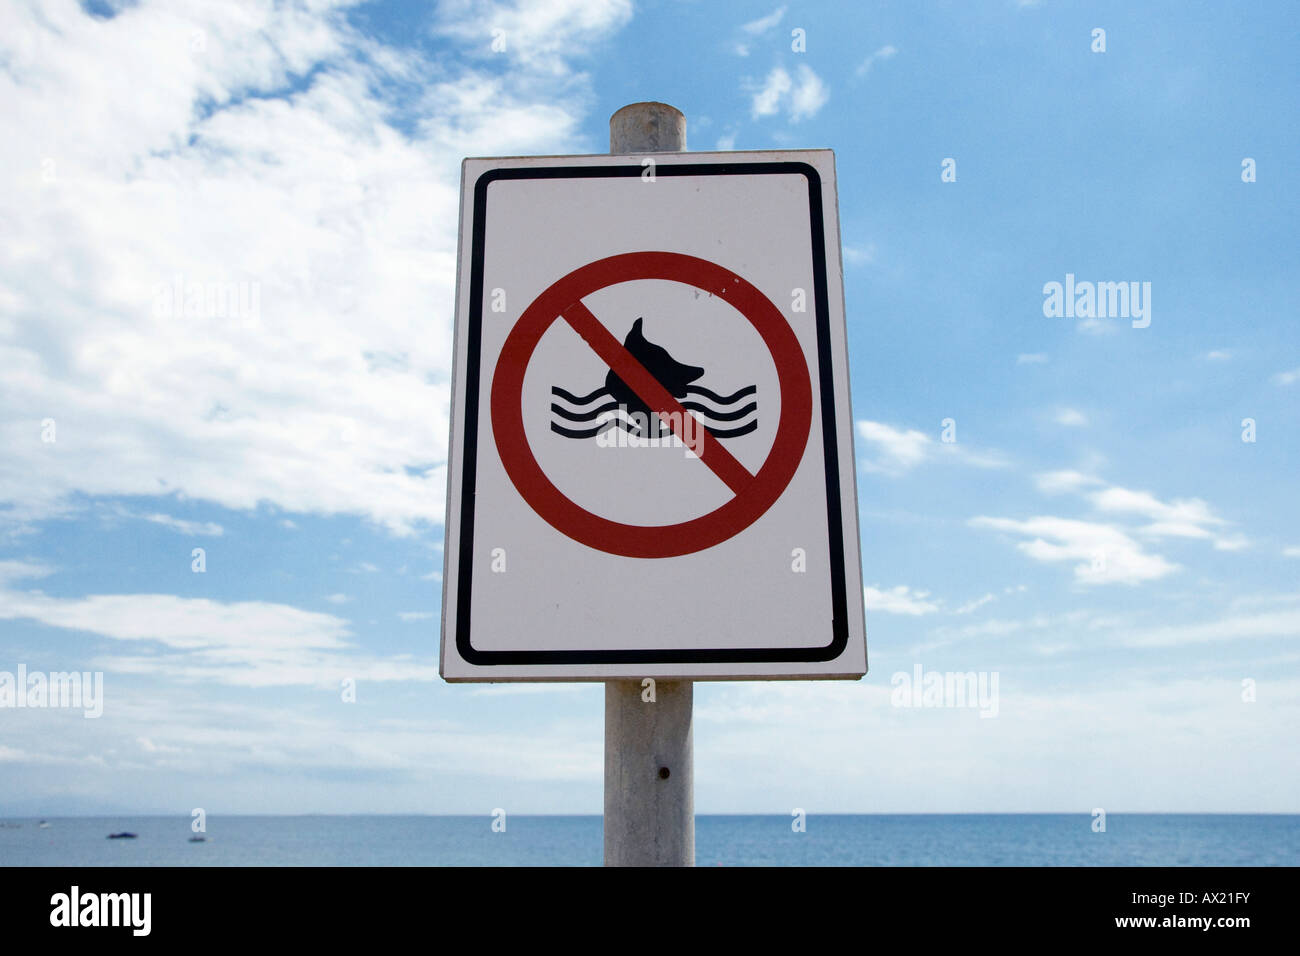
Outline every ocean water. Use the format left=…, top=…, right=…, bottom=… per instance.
left=0, top=815, right=1295, bottom=866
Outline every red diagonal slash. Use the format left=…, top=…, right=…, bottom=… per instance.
left=560, top=299, right=755, bottom=496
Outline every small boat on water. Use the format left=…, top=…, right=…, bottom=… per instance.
left=188, top=836, right=206, bottom=843
left=107, top=832, right=138, bottom=839
left=38, top=821, right=51, bottom=829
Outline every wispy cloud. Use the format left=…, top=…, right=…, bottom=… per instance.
left=955, top=593, right=996, bottom=615
left=0, top=559, right=54, bottom=585
left=0, top=584, right=442, bottom=688
left=969, top=516, right=1179, bottom=585
left=864, top=585, right=939, bottom=615
left=854, top=44, right=897, bottom=76
left=749, top=65, right=829, bottom=122
left=1089, top=485, right=1242, bottom=549
left=789, top=65, right=829, bottom=120
left=1273, top=366, right=1300, bottom=386
left=433, top=0, right=633, bottom=74
left=734, top=5, right=786, bottom=55
left=140, top=512, right=224, bottom=536
left=1017, top=353, right=1048, bottom=364
left=1033, top=473, right=1246, bottom=552
left=751, top=66, right=793, bottom=118
left=856, top=421, right=929, bottom=472
left=1054, top=408, right=1088, bottom=427
left=856, top=420, right=1008, bottom=475
left=842, top=244, right=877, bottom=265
left=102, top=505, right=223, bottom=537
left=1034, top=470, right=1104, bottom=494
left=1120, top=609, right=1300, bottom=647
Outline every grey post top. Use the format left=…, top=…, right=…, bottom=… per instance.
left=609, top=102, right=687, bottom=154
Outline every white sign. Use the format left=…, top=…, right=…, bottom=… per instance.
left=441, top=150, right=866, bottom=680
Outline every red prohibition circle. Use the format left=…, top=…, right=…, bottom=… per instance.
left=490, top=251, right=813, bottom=559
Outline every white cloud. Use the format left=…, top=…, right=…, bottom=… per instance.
left=140, top=513, right=224, bottom=536
left=0, top=583, right=441, bottom=688
left=1212, top=535, right=1250, bottom=552
left=1, top=0, right=630, bottom=538
left=918, top=611, right=1092, bottom=653
left=749, top=64, right=828, bottom=122
left=1088, top=485, right=1241, bottom=549
left=325, top=593, right=350, bottom=605
left=734, top=5, right=786, bottom=54
left=969, top=515, right=1178, bottom=585
left=954, top=593, right=996, bottom=615
left=1274, top=367, right=1300, bottom=385
left=1054, top=408, right=1088, bottom=427
left=1076, top=317, right=1115, bottom=335
left=854, top=44, right=897, bottom=76
left=1284, top=546, right=1300, bottom=558
left=789, top=65, right=829, bottom=120
left=1091, top=487, right=1221, bottom=527
left=751, top=66, right=793, bottom=118
left=1, top=588, right=345, bottom=651
left=1034, top=473, right=1246, bottom=554
left=137, top=736, right=185, bottom=754
left=741, top=5, right=787, bottom=35
left=856, top=420, right=1007, bottom=475
left=0, top=559, right=55, bottom=585
left=1017, top=353, right=1048, bottom=364
left=433, top=0, right=632, bottom=75
left=842, top=243, right=877, bottom=266
left=101, top=504, right=222, bottom=536
left=1034, top=470, right=1103, bottom=494
left=1204, top=350, right=1232, bottom=361
left=864, top=585, right=939, bottom=616
left=1121, top=609, right=1300, bottom=647
left=397, top=611, right=434, bottom=621
left=856, top=420, right=930, bottom=472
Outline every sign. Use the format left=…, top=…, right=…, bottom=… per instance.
left=441, top=150, right=866, bottom=680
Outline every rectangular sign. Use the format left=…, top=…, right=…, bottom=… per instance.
left=441, top=149, right=866, bottom=680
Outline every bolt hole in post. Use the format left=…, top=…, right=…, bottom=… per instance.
left=603, top=103, right=695, bottom=869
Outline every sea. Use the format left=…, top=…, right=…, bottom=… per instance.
left=1, top=814, right=1296, bottom=866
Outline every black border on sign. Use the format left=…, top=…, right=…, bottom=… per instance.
left=456, top=161, right=847, bottom=665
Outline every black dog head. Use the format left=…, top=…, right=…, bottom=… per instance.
left=605, top=318, right=704, bottom=415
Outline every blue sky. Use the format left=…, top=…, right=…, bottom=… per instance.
left=1, top=0, right=1297, bottom=816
